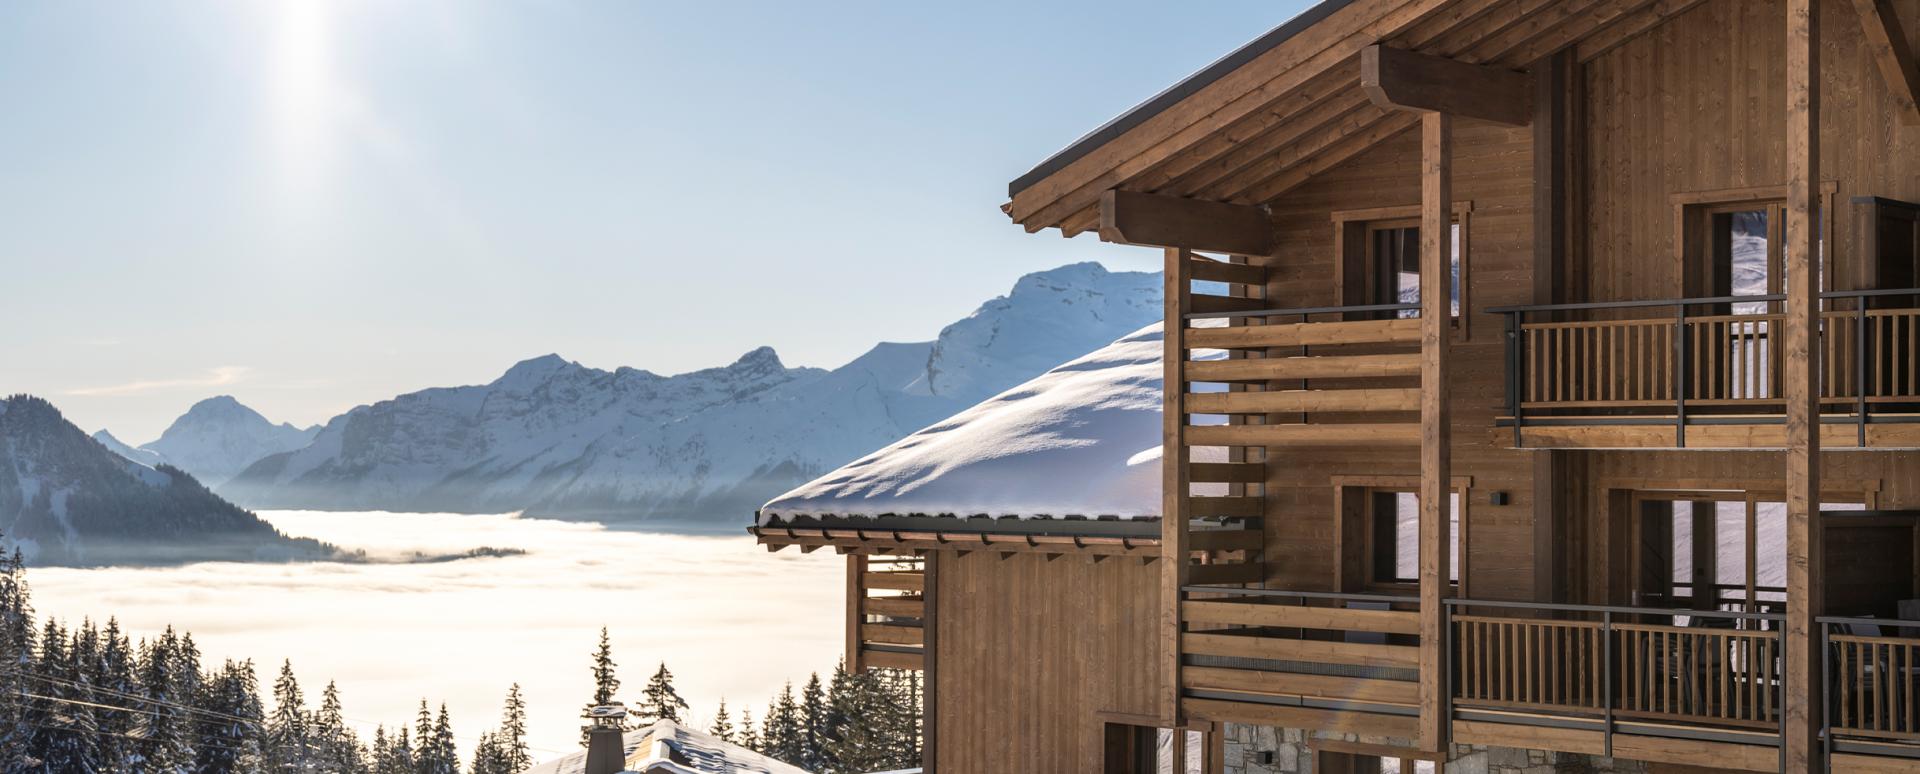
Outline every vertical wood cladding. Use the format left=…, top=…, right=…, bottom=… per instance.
left=933, top=551, right=1162, bottom=772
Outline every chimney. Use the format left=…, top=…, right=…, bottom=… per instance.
left=584, top=703, right=628, bottom=774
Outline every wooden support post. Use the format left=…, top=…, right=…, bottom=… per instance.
left=1784, top=1, right=1825, bottom=771
left=1099, top=190, right=1275, bottom=256
left=1852, top=0, right=1920, bottom=125
left=846, top=553, right=867, bottom=673
left=920, top=552, right=938, bottom=773
left=1362, top=45, right=1533, bottom=127
left=1417, top=111, right=1453, bottom=753
left=1162, top=246, right=1193, bottom=729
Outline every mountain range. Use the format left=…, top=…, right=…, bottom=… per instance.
left=0, top=395, right=334, bottom=566
left=103, top=263, right=1160, bottom=525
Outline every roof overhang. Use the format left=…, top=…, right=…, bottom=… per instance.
left=1005, top=0, right=1714, bottom=238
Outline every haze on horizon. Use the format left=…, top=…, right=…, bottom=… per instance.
left=0, top=0, right=1303, bottom=441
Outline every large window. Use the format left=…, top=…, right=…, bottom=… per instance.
left=1364, top=219, right=1462, bottom=320
left=1335, top=475, right=1469, bottom=594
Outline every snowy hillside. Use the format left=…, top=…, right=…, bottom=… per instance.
left=219, top=263, right=1162, bottom=523
left=0, top=395, right=332, bottom=566
left=91, top=429, right=163, bottom=468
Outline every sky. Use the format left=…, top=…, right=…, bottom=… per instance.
left=0, top=0, right=1312, bottom=442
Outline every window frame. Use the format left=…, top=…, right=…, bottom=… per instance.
left=1332, top=202, right=1473, bottom=340
left=1332, top=474, right=1472, bottom=597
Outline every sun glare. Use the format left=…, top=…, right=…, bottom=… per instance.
left=271, top=0, right=334, bottom=187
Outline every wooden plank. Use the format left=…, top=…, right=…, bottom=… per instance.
left=865, top=597, right=924, bottom=618
left=1181, top=600, right=1420, bottom=635
left=1188, top=388, right=1421, bottom=414
left=1188, top=530, right=1266, bottom=552
left=1182, top=666, right=1418, bottom=705
left=1576, top=0, right=1707, bottom=62
left=1361, top=45, right=1533, bottom=126
left=863, top=571, right=924, bottom=592
left=1163, top=247, right=1193, bottom=728
left=1417, top=109, right=1453, bottom=754
left=1607, top=734, right=1781, bottom=772
left=1187, top=462, right=1265, bottom=483
left=1451, top=718, right=1606, bottom=757
left=1187, top=256, right=1268, bottom=286
left=1182, top=697, right=1418, bottom=739
left=861, top=623, right=925, bottom=646
left=1832, top=752, right=1920, bottom=773
left=1185, top=562, right=1266, bottom=585
left=919, top=552, right=937, bottom=770
left=1185, top=353, right=1420, bottom=382
left=861, top=648, right=924, bottom=672
left=1183, top=632, right=1420, bottom=668
left=1189, top=293, right=1269, bottom=316
left=846, top=554, right=866, bottom=672
left=1185, top=318, right=1423, bottom=349
left=1099, top=189, right=1275, bottom=255
left=1187, top=423, right=1421, bottom=447
left=1784, top=1, right=1824, bottom=771
left=1852, top=0, right=1920, bottom=125
left=1185, top=496, right=1264, bottom=518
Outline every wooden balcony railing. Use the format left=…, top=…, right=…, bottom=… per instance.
left=1824, top=616, right=1920, bottom=748
left=1490, top=288, right=1920, bottom=447
left=1177, top=587, right=1421, bottom=736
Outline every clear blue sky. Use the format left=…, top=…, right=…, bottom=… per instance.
left=1, top=1, right=1311, bottom=441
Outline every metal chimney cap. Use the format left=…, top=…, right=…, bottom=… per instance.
left=585, top=703, right=628, bottom=723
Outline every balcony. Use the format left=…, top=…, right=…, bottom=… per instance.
left=1491, top=289, right=1920, bottom=450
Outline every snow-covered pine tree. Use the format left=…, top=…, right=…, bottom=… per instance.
left=824, top=662, right=884, bottom=773
left=422, top=703, right=460, bottom=774
left=761, top=682, right=805, bottom=765
left=737, top=707, right=759, bottom=753
left=314, top=680, right=364, bottom=773
left=0, top=547, right=35, bottom=772
left=709, top=699, right=735, bottom=743
left=95, top=618, right=140, bottom=770
left=194, top=658, right=267, bottom=774
left=580, top=627, right=626, bottom=745
left=31, top=618, right=100, bottom=772
left=267, top=658, right=314, bottom=771
left=468, top=731, right=507, bottom=774
left=635, top=662, right=689, bottom=725
left=378, top=725, right=417, bottom=774
left=496, top=684, right=532, bottom=773
left=798, top=671, right=828, bottom=770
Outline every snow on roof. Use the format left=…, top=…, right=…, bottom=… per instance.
left=525, top=719, right=809, bottom=774
left=758, top=322, right=1223, bottom=525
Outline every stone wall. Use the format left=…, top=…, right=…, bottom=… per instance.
left=1217, top=725, right=1653, bottom=774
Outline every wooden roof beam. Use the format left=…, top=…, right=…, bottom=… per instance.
left=1098, top=190, right=1275, bottom=255
left=1361, top=45, right=1533, bottom=126
left=1853, top=0, right=1920, bottom=125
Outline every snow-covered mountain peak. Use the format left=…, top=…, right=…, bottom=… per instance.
left=134, top=396, right=320, bottom=488
left=218, top=262, right=1164, bottom=523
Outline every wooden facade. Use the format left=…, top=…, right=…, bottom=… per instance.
left=758, top=1, right=1920, bottom=771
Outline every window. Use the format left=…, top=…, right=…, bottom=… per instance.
left=1705, top=202, right=1787, bottom=315
left=1102, top=724, right=1206, bottom=774
left=1333, top=203, right=1473, bottom=339
left=1367, top=489, right=1460, bottom=586
left=1365, top=220, right=1462, bottom=320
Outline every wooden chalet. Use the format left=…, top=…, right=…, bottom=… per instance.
left=761, top=1, right=1920, bottom=771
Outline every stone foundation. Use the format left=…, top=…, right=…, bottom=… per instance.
left=1218, top=725, right=1653, bottom=774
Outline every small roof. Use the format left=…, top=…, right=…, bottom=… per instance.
left=758, top=323, right=1223, bottom=525
left=526, top=719, right=809, bottom=774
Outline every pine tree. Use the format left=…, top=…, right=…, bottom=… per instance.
left=420, top=703, right=460, bottom=774
left=761, top=682, right=805, bottom=765
left=737, top=707, right=759, bottom=753
left=94, top=618, right=139, bottom=770
left=195, top=658, right=267, bottom=773
left=468, top=731, right=506, bottom=774
left=496, top=684, right=532, bottom=773
left=710, top=699, right=736, bottom=743
left=0, top=547, right=34, bottom=772
left=580, top=627, right=626, bottom=744
left=31, top=618, right=100, bottom=772
left=373, top=725, right=418, bottom=774
left=268, top=658, right=314, bottom=772
left=314, top=680, right=364, bottom=773
left=799, top=671, right=828, bottom=770
left=635, top=662, right=689, bottom=725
